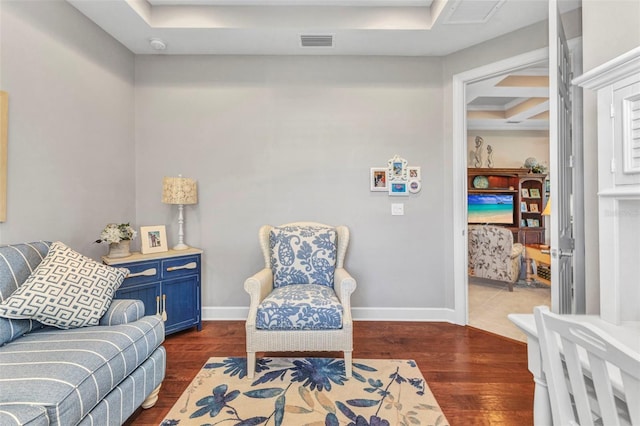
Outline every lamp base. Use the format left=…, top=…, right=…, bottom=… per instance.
left=173, top=243, right=190, bottom=251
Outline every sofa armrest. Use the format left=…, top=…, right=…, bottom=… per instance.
left=99, top=299, right=145, bottom=326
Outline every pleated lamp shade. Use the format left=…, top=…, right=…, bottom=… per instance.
left=162, top=176, right=198, bottom=205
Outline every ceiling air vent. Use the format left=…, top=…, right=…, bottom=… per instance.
left=443, top=0, right=505, bottom=24
left=300, top=35, right=333, bottom=48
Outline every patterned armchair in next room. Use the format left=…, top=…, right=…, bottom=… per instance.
left=468, top=225, right=524, bottom=291
left=244, top=222, right=357, bottom=379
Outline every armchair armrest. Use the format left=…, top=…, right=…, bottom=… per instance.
left=244, top=268, right=273, bottom=328
left=99, top=299, right=145, bottom=325
left=334, top=268, right=356, bottom=324
left=511, top=243, right=524, bottom=259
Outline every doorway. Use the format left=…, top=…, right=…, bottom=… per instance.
left=452, top=48, right=552, bottom=330
left=464, top=63, right=553, bottom=340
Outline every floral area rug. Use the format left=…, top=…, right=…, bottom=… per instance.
left=161, top=357, right=449, bottom=426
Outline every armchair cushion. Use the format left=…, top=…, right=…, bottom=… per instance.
left=256, top=284, right=343, bottom=330
left=269, top=225, right=337, bottom=288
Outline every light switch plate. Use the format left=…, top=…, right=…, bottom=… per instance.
left=391, top=203, right=404, bottom=215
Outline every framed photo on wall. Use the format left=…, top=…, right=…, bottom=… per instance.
left=389, top=182, right=409, bottom=196
left=370, top=167, right=388, bottom=192
left=140, top=225, right=168, bottom=254
left=408, top=166, right=421, bottom=180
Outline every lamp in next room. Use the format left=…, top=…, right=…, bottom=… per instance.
left=542, top=197, right=551, bottom=216
left=162, top=175, right=198, bottom=250
left=541, top=197, right=551, bottom=247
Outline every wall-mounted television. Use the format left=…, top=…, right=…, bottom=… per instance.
left=468, top=193, right=516, bottom=226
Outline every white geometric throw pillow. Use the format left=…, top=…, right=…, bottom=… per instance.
left=0, top=241, right=128, bottom=329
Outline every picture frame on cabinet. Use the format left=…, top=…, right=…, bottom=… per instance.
left=140, top=225, right=168, bottom=254
left=529, top=188, right=541, bottom=198
left=527, top=218, right=540, bottom=227
left=521, top=188, right=530, bottom=198
left=530, top=203, right=539, bottom=212
left=520, top=201, right=528, bottom=212
left=370, top=167, right=388, bottom=192
left=521, top=219, right=527, bottom=227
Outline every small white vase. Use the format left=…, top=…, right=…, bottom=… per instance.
left=108, top=240, right=131, bottom=258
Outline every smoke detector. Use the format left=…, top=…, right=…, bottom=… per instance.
left=149, top=38, right=167, bottom=51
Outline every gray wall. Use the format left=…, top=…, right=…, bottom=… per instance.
left=581, top=0, right=640, bottom=314
left=134, top=56, right=447, bottom=314
left=0, top=0, right=135, bottom=259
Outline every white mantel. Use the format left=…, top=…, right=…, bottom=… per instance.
left=573, top=47, right=640, bottom=325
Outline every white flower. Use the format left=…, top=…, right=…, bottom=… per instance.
left=98, top=223, right=137, bottom=244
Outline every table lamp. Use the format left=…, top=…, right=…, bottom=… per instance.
left=542, top=197, right=551, bottom=216
left=162, top=175, right=198, bottom=250
left=541, top=197, right=551, bottom=248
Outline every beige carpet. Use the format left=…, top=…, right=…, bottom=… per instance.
left=161, top=357, right=449, bottom=426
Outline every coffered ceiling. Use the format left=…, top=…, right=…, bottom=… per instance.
left=67, top=0, right=579, bottom=56
left=67, top=0, right=578, bottom=131
left=467, top=62, right=550, bottom=131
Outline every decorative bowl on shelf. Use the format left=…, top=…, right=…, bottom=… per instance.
left=472, top=175, right=489, bottom=189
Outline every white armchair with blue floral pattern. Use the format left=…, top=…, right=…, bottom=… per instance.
left=244, top=222, right=357, bottom=379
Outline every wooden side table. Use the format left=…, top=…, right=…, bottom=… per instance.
left=103, top=248, right=203, bottom=335
left=525, top=244, right=551, bottom=285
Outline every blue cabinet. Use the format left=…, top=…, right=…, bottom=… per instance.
left=103, top=248, right=203, bottom=335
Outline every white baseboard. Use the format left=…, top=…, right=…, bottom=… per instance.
left=202, top=306, right=458, bottom=323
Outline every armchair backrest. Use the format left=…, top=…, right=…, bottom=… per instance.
left=258, top=222, right=349, bottom=287
left=468, top=225, right=514, bottom=281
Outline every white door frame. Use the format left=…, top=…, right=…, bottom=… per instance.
left=452, top=48, right=550, bottom=325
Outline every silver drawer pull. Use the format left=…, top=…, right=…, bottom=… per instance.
left=128, top=268, right=157, bottom=278
left=166, top=262, right=197, bottom=272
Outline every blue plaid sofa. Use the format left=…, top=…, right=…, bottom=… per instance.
left=0, top=242, right=166, bottom=425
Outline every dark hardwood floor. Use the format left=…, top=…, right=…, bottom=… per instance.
left=125, top=321, right=534, bottom=425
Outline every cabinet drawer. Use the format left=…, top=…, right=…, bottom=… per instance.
left=120, top=260, right=161, bottom=287
left=162, top=255, right=200, bottom=279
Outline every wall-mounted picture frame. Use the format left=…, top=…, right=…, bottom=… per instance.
left=140, top=225, right=168, bottom=254
left=408, top=180, right=421, bottom=193
left=529, top=203, right=539, bottom=213
left=520, top=201, right=528, bottom=212
left=408, top=166, right=421, bottom=180
left=389, top=182, right=409, bottom=196
left=521, top=188, right=530, bottom=198
left=370, top=167, right=388, bottom=192
left=387, top=154, right=408, bottom=182
left=529, top=188, right=541, bottom=198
